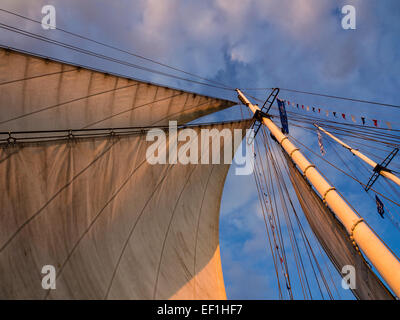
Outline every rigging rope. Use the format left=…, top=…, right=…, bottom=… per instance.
left=287, top=134, right=400, bottom=208
left=0, top=23, right=233, bottom=92
left=0, top=8, right=232, bottom=90
left=251, top=121, right=340, bottom=299
left=239, top=94, right=351, bottom=299
left=241, top=87, right=400, bottom=109
left=266, top=131, right=336, bottom=299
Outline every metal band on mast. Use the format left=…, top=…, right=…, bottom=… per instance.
left=236, top=88, right=400, bottom=297
left=315, top=124, right=400, bottom=189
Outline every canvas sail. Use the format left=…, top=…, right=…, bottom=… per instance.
left=0, top=119, right=251, bottom=299
left=0, top=47, right=252, bottom=299
left=285, top=153, right=394, bottom=300
left=0, top=47, right=235, bottom=132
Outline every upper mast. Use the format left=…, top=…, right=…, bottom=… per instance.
left=236, top=89, right=400, bottom=297
left=315, top=124, right=400, bottom=188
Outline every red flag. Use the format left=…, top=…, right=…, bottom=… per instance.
left=373, top=119, right=378, bottom=127
left=342, top=113, right=346, bottom=120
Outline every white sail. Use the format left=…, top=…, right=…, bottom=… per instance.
left=0, top=120, right=251, bottom=299
left=0, top=47, right=235, bottom=132
left=0, top=47, right=252, bottom=299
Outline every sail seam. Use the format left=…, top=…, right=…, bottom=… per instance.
left=150, top=100, right=211, bottom=127
left=0, top=83, right=140, bottom=126
left=0, top=68, right=78, bottom=86
left=45, top=142, right=149, bottom=299
left=104, top=163, right=175, bottom=299
left=151, top=127, right=227, bottom=299
left=193, top=166, right=215, bottom=298
left=0, top=138, right=118, bottom=253
left=82, top=93, right=183, bottom=129
left=152, top=125, right=234, bottom=299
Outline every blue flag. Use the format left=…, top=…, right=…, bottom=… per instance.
left=375, top=195, right=385, bottom=219
left=277, top=99, right=289, bottom=134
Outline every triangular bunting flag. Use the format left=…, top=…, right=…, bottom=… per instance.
left=279, top=98, right=394, bottom=132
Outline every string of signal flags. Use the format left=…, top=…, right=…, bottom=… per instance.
left=281, top=99, right=396, bottom=130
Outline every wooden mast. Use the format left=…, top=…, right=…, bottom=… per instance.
left=236, top=89, right=400, bottom=297
left=315, top=124, right=400, bottom=187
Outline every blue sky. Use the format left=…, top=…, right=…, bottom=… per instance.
left=0, top=0, right=399, bottom=299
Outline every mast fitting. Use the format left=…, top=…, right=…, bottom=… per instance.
left=322, top=187, right=336, bottom=203
left=302, top=164, right=316, bottom=177
left=289, top=148, right=300, bottom=157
